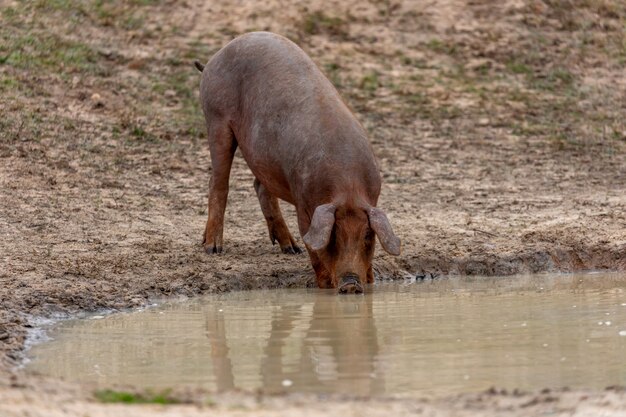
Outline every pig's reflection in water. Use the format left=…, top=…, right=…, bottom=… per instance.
left=204, top=304, right=235, bottom=392
left=204, top=292, right=382, bottom=395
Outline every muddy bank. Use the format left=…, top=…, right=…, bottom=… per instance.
left=1, top=0, right=625, bottom=414
left=403, top=245, right=626, bottom=277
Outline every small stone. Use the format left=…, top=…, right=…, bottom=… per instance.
left=281, top=379, right=293, bottom=387
left=128, top=59, right=146, bottom=70
left=478, top=118, right=490, bottom=126
left=619, top=330, right=626, bottom=336
left=466, top=58, right=491, bottom=71
left=90, top=93, right=105, bottom=108
left=98, top=49, right=114, bottom=59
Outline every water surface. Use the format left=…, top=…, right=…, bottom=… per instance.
left=27, top=272, right=626, bottom=396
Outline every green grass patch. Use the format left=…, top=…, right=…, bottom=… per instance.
left=323, top=62, right=342, bottom=88
left=32, top=0, right=76, bottom=11
left=95, top=389, right=178, bottom=405
left=129, top=0, right=161, bottom=5
left=0, top=75, right=19, bottom=92
left=1, top=6, right=20, bottom=19
left=0, top=32, right=99, bottom=74
left=182, top=39, right=216, bottom=61
left=359, top=71, right=380, bottom=92
left=127, top=124, right=160, bottom=142
left=29, top=0, right=158, bottom=30
left=302, top=11, right=347, bottom=37
left=506, top=60, right=533, bottom=75
left=529, top=68, right=575, bottom=92
left=0, top=110, right=46, bottom=144
left=425, top=38, right=458, bottom=56
left=404, top=92, right=429, bottom=107
left=159, top=66, right=202, bottom=124
left=152, top=70, right=193, bottom=97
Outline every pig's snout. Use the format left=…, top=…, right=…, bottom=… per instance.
left=338, top=274, right=364, bottom=294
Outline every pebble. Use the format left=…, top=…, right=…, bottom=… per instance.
left=281, top=379, right=293, bottom=387
left=466, top=58, right=491, bottom=71
left=90, top=93, right=105, bottom=108
left=127, top=59, right=145, bottom=70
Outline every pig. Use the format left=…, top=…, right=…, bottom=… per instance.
left=194, top=32, right=400, bottom=294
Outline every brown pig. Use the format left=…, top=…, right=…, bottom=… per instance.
left=194, top=32, right=400, bottom=294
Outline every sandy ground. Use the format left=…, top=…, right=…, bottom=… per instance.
left=1, top=0, right=625, bottom=414
left=1, top=382, right=626, bottom=417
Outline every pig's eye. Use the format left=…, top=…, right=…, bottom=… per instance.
left=364, top=229, right=374, bottom=242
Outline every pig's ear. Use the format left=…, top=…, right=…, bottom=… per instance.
left=368, top=207, right=401, bottom=256
left=303, top=204, right=336, bottom=251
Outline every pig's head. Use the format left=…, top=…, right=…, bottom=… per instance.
left=303, top=204, right=400, bottom=294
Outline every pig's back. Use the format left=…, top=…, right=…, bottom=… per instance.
left=201, top=32, right=380, bottom=206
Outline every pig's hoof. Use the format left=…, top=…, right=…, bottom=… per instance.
left=204, top=245, right=223, bottom=255
left=281, top=245, right=302, bottom=255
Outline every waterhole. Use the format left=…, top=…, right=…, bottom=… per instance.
left=26, top=272, right=626, bottom=396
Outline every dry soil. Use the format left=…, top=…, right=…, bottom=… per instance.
left=1, top=0, right=625, bottom=415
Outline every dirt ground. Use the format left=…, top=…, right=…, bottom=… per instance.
left=1, top=0, right=625, bottom=415
left=2, top=381, right=626, bottom=417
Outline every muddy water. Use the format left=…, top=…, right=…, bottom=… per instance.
left=26, top=272, right=626, bottom=396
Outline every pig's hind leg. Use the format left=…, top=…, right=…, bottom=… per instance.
left=254, top=178, right=301, bottom=254
left=203, top=121, right=237, bottom=254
